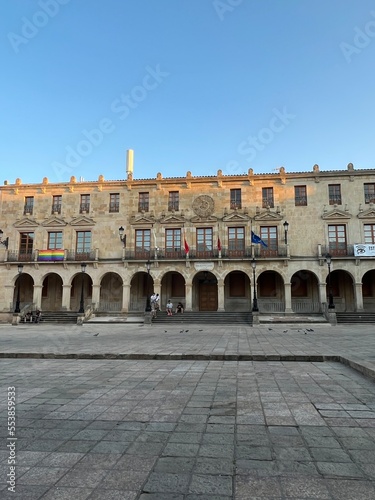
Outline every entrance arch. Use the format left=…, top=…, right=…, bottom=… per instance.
left=224, top=271, right=250, bottom=311
left=41, top=273, right=63, bottom=311
left=193, top=271, right=218, bottom=311
left=99, top=272, right=123, bottom=312
left=291, top=270, right=320, bottom=313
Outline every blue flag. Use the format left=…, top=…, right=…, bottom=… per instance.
left=251, top=231, right=267, bottom=247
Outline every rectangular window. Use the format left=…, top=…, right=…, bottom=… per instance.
left=294, top=186, right=307, bottom=206
left=138, top=192, right=149, bottom=212
left=135, top=229, right=151, bottom=258
left=165, top=228, right=182, bottom=257
left=24, top=196, right=34, bottom=215
left=19, top=232, right=34, bottom=260
left=364, top=224, right=375, bottom=244
left=260, top=226, right=278, bottom=255
left=168, top=191, right=179, bottom=211
left=80, top=194, right=90, bottom=213
left=48, top=232, right=63, bottom=249
left=328, top=184, right=342, bottom=205
left=328, top=224, right=347, bottom=256
left=76, top=231, right=91, bottom=258
left=230, top=189, right=242, bottom=209
left=228, top=227, right=245, bottom=256
left=364, top=183, right=375, bottom=204
left=109, top=193, right=120, bottom=213
left=262, top=187, right=274, bottom=208
left=52, top=195, right=62, bottom=214
left=196, top=227, right=213, bottom=256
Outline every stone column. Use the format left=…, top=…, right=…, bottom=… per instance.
left=185, top=283, right=192, bottom=312
left=354, top=282, right=364, bottom=311
left=284, top=282, right=293, bottom=313
left=62, top=285, right=71, bottom=311
left=33, top=285, right=43, bottom=309
left=4, top=285, right=15, bottom=312
left=217, top=279, right=225, bottom=311
left=122, top=284, right=130, bottom=312
left=318, top=282, right=327, bottom=309
left=92, top=284, right=101, bottom=311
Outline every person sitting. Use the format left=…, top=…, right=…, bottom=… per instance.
left=24, top=311, right=32, bottom=322
left=34, top=309, right=42, bottom=323
left=176, top=302, right=184, bottom=314
left=166, top=300, right=173, bottom=316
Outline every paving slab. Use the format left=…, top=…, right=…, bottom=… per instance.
left=0, top=322, right=375, bottom=498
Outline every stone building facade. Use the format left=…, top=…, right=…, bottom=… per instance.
left=0, top=162, right=375, bottom=322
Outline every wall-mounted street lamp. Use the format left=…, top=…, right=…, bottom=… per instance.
left=118, top=226, right=126, bottom=247
left=251, top=258, right=259, bottom=312
left=0, top=229, right=9, bottom=249
left=78, top=262, right=87, bottom=313
left=145, top=259, right=152, bottom=312
left=283, top=221, right=289, bottom=245
left=14, top=264, right=24, bottom=313
left=325, top=253, right=335, bottom=309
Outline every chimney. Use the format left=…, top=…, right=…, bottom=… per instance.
left=126, top=149, right=134, bottom=178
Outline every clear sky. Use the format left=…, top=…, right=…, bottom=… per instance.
left=1, top=0, right=375, bottom=184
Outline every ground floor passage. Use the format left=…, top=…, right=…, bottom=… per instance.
left=6, top=267, right=375, bottom=314
left=1, top=358, right=375, bottom=499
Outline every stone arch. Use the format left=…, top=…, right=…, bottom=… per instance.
left=70, top=271, right=93, bottom=312
left=129, top=270, right=154, bottom=312
left=13, top=272, right=34, bottom=312
left=41, top=272, right=63, bottom=311
left=224, top=270, right=251, bottom=311
left=192, top=271, right=218, bottom=311
left=159, top=271, right=186, bottom=311
left=326, top=269, right=355, bottom=312
left=99, top=272, right=124, bottom=312
left=257, top=270, right=285, bottom=313
left=291, top=269, right=321, bottom=313
left=362, top=269, right=375, bottom=311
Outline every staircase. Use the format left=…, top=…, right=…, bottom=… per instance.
left=152, top=311, right=253, bottom=325
left=40, top=311, right=79, bottom=324
left=336, top=312, right=375, bottom=324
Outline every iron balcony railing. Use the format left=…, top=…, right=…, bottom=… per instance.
left=66, top=250, right=96, bottom=261
left=23, top=205, right=33, bottom=215
left=51, top=204, right=62, bottom=214
left=79, top=203, right=90, bottom=213
left=321, top=244, right=354, bottom=257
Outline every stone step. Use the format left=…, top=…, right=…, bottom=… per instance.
left=152, top=311, right=253, bottom=325
left=336, top=312, right=375, bottom=324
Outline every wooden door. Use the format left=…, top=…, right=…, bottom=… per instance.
left=199, top=283, right=217, bottom=311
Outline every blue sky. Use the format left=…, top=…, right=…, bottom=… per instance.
left=1, top=0, right=375, bottom=184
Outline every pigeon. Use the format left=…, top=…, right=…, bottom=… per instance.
left=164, top=330, right=168, bottom=333
left=199, top=329, right=203, bottom=332
left=268, top=328, right=273, bottom=330
left=283, top=330, right=288, bottom=333
left=185, top=330, right=189, bottom=332
left=308, top=328, right=314, bottom=332
left=180, top=330, right=184, bottom=333
left=93, top=333, right=99, bottom=336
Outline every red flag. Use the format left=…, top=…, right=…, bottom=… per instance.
left=184, top=237, right=189, bottom=254
left=217, top=237, right=221, bottom=251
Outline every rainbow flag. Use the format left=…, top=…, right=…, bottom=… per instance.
left=38, top=250, right=65, bottom=261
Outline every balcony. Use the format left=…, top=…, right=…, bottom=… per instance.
left=168, top=203, right=179, bottom=211
left=66, top=250, right=96, bottom=261
left=7, top=250, right=35, bottom=262
left=79, top=203, right=90, bottom=214
left=138, top=203, right=149, bottom=212
left=329, top=196, right=342, bottom=205
left=23, top=205, right=33, bottom=215
left=230, top=202, right=242, bottom=210
left=321, top=244, right=354, bottom=257
left=51, top=204, right=62, bottom=214
left=365, top=194, right=375, bottom=204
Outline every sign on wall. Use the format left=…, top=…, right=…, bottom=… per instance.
left=354, top=244, right=375, bottom=257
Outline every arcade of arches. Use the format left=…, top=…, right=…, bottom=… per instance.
left=10, top=268, right=375, bottom=314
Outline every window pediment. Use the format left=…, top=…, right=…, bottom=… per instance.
left=41, top=216, right=67, bottom=227
left=322, top=209, right=351, bottom=220
left=160, top=214, right=186, bottom=225
left=357, top=208, right=375, bottom=219
left=190, top=215, right=218, bottom=223
left=13, top=217, right=39, bottom=229
left=254, top=211, right=283, bottom=221
left=222, top=212, right=250, bottom=222
left=70, top=215, right=96, bottom=226
left=130, top=214, right=156, bottom=226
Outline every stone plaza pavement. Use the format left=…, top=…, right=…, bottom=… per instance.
left=0, top=321, right=375, bottom=499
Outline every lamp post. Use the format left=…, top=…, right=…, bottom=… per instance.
left=145, top=259, right=152, bottom=312
left=0, top=229, right=9, bottom=249
left=14, top=264, right=24, bottom=313
left=283, top=221, right=289, bottom=244
left=325, top=253, right=335, bottom=309
left=251, top=258, right=259, bottom=312
left=78, top=262, right=87, bottom=313
left=118, top=226, right=126, bottom=247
